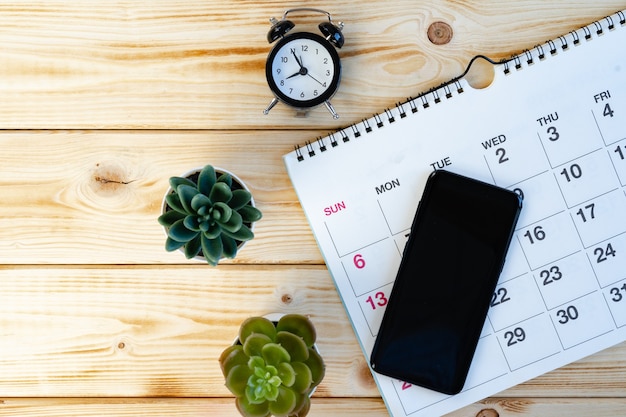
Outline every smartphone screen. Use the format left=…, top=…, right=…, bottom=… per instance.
left=370, top=169, right=522, bottom=395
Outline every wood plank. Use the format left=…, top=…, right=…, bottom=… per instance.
left=0, top=130, right=325, bottom=265
left=448, top=397, right=626, bottom=417
left=1, top=397, right=626, bottom=417
left=0, top=266, right=375, bottom=397
left=0, top=265, right=625, bottom=398
left=1, top=1, right=624, bottom=129
left=0, top=398, right=389, bottom=417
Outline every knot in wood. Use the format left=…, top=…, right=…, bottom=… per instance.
left=281, top=293, right=293, bottom=304
left=427, top=21, right=453, bottom=45
left=476, top=409, right=499, bottom=417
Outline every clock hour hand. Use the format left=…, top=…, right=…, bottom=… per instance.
left=286, top=53, right=309, bottom=79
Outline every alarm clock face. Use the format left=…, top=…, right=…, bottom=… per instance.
left=266, top=32, right=341, bottom=109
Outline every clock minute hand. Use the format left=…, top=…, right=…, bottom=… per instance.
left=307, top=73, right=324, bottom=87
left=291, top=50, right=304, bottom=69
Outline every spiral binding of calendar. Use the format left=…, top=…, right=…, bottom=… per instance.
left=294, top=9, right=626, bottom=162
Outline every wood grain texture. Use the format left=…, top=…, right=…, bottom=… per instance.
left=0, top=398, right=389, bottom=417
left=1, top=398, right=626, bottom=417
left=0, top=266, right=375, bottom=397
left=0, top=130, right=325, bottom=265
left=0, top=1, right=624, bottom=129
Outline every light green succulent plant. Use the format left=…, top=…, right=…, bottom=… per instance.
left=219, top=315, right=325, bottom=417
left=158, top=165, right=262, bottom=265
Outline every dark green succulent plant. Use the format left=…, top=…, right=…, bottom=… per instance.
left=219, top=314, right=325, bottom=417
left=158, top=165, right=262, bottom=266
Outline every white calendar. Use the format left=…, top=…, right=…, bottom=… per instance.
left=284, top=10, right=626, bottom=417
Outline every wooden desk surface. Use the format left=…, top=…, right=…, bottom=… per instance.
left=1, top=1, right=626, bottom=416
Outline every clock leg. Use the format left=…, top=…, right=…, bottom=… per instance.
left=263, top=98, right=279, bottom=115
left=324, top=101, right=339, bottom=119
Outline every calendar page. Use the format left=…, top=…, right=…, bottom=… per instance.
left=284, top=11, right=626, bottom=417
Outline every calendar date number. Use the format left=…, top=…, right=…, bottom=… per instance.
left=365, top=291, right=388, bottom=310
left=594, top=242, right=617, bottom=263
left=504, top=327, right=526, bottom=346
left=491, top=287, right=511, bottom=307
left=556, top=305, right=579, bottom=324
left=609, top=283, right=626, bottom=303
left=540, top=265, right=563, bottom=285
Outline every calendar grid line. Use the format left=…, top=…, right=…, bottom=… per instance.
left=602, top=285, right=623, bottom=329
left=515, top=209, right=567, bottom=232
left=547, top=288, right=597, bottom=311
left=491, top=310, right=545, bottom=333
left=559, top=327, right=615, bottom=351
left=580, top=227, right=623, bottom=250
left=552, top=146, right=605, bottom=170
left=591, top=109, right=607, bottom=146
left=377, top=200, right=394, bottom=236
left=506, top=169, right=551, bottom=189
left=529, top=249, right=582, bottom=272
left=608, top=147, right=626, bottom=187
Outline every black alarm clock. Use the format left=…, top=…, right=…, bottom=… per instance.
left=263, top=8, right=344, bottom=119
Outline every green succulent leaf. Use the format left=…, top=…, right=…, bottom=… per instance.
left=245, top=356, right=283, bottom=404
left=165, top=192, right=185, bottom=213
left=267, top=387, right=297, bottom=417
left=243, top=334, right=272, bottom=358
left=247, top=355, right=265, bottom=371
left=212, top=202, right=233, bottom=223
left=236, top=395, right=270, bottom=417
left=210, top=181, right=233, bottom=204
left=262, top=343, right=290, bottom=367
left=169, top=176, right=197, bottom=190
left=168, top=219, right=198, bottom=243
left=247, top=378, right=279, bottom=405
left=239, top=205, right=263, bottom=223
left=190, top=193, right=212, bottom=212
left=197, top=165, right=217, bottom=196
left=222, top=223, right=254, bottom=242
left=183, top=235, right=202, bottom=259
left=221, top=235, right=238, bottom=259
left=225, top=364, right=253, bottom=397
left=164, top=236, right=185, bottom=252
left=246, top=383, right=278, bottom=405
left=239, top=317, right=276, bottom=344
left=293, top=394, right=311, bottom=417
left=276, top=315, right=317, bottom=348
left=229, top=189, right=252, bottom=210
left=203, top=222, right=222, bottom=240
left=290, top=362, right=313, bottom=394
left=177, top=184, right=200, bottom=214
left=220, top=210, right=243, bottom=233
left=217, top=172, right=233, bottom=187
left=275, top=331, right=309, bottom=363
left=183, top=215, right=201, bottom=232
left=277, top=362, right=296, bottom=387
left=219, top=345, right=248, bottom=377
left=201, top=233, right=223, bottom=266
left=304, top=348, right=325, bottom=389
left=157, top=209, right=185, bottom=227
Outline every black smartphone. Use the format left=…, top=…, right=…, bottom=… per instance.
left=370, top=169, right=522, bottom=395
